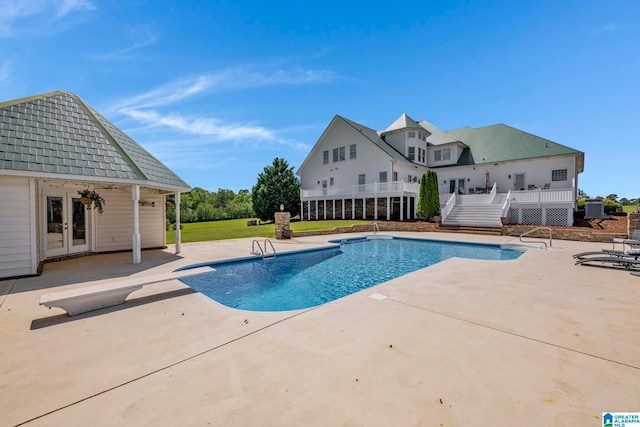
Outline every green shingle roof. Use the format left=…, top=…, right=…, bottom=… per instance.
left=0, top=91, right=190, bottom=190
left=445, top=123, right=584, bottom=172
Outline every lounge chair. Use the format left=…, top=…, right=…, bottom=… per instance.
left=575, top=256, right=640, bottom=270
left=573, top=248, right=640, bottom=260
left=632, top=271, right=640, bottom=277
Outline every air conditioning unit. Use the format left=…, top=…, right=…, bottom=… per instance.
left=584, top=199, right=605, bottom=219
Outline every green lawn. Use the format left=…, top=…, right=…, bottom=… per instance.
left=166, top=219, right=372, bottom=244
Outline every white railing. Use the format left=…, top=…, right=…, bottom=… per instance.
left=509, top=188, right=574, bottom=205
left=441, top=192, right=457, bottom=223
left=301, top=181, right=420, bottom=199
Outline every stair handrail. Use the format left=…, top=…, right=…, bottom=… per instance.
left=489, top=182, right=497, bottom=202
left=441, top=193, right=457, bottom=223
left=519, top=227, right=552, bottom=248
left=501, top=190, right=512, bottom=217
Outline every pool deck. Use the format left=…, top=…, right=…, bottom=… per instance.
left=1, top=232, right=639, bottom=426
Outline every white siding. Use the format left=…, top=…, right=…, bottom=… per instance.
left=0, top=177, right=35, bottom=277
left=300, top=119, right=393, bottom=190
left=95, top=188, right=165, bottom=252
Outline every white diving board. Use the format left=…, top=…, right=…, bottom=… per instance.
left=39, top=266, right=212, bottom=316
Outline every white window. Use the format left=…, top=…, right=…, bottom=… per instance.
left=358, top=174, right=366, bottom=185
left=330, top=177, right=334, bottom=186
left=408, top=131, right=415, bottom=138
left=393, top=172, right=398, bottom=181
left=349, top=144, right=356, bottom=159
left=333, top=148, right=339, bottom=162
left=379, top=171, right=387, bottom=183
left=435, top=148, right=451, bottom=161
left=408, top=146, right=415, bottom=161
left=552, top=169, right=568, bottom=181
left=323, top=150, right=329, bottom=164
left=339, top=146, right=345, bottom=161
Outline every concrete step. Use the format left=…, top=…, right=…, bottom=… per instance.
left=438, top=224, right=503, bottom=236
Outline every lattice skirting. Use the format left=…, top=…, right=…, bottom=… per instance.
left=509, top=207, right=572, bottom=226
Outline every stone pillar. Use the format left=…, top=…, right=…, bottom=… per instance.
left=275, top=212, right=291, bottom=239
left=628, top=213, right=640, bottom=236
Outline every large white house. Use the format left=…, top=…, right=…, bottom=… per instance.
left=0, top=91, right=190, bottom=280
left=297, top=114, right=584, bottom=227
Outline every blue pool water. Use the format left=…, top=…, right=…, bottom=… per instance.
left=179, top=237, right=524, bottom=312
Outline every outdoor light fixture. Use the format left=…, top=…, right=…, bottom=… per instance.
left=280, top=204, right=284, bottom=212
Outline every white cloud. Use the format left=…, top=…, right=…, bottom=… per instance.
left=121, top=108, right=276, bottom=141
left=89, top=25, right=159, bottom=61
left=113, top=65, right=334, bottom=110
left=0, top=0, right=94, bottom=36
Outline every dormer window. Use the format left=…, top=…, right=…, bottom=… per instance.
left=434, top=148, right=451, bottom=161
left=408, top=131, right=415, bottom=138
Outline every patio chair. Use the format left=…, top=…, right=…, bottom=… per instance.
left=574, top=248, right=640, bottom=260
left=542, top=183, right=550, bottom=189
left=612, top=230, right=640, bottom=251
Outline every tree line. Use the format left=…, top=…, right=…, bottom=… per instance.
left=166, top=158, right=301, bottom=224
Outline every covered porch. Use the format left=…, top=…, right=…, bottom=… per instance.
left=300, top=181, right=420, bottom=221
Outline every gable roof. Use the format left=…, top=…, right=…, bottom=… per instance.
left=418, top=120, right=461, bottom=145
left=0, top=91, right=190, bottom=191
left=445, top=123, right=584, bottom=172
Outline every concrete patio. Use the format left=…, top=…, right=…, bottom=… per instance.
left=1, top=232, right=638, bottom=426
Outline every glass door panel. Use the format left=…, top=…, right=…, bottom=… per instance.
left=69, top=196, right=88, bottom=253
left=46, top=195, right=67, bottom=257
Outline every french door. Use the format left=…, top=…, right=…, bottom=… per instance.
left=45, top=192, right=89, bottom=258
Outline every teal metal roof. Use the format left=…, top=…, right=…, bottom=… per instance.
left=0, top=91, right=190, bottom=190
left=445, top=123, right=584, bottom=172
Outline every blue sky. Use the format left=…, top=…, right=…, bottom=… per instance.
left=1, top=0, right=638, bottom=199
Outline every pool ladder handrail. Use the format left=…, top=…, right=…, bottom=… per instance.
left=519, top=227, right=552, bottom=248
left=373, top=222, right=379, bottom=234
left=251, top=239, right=277, bottom=259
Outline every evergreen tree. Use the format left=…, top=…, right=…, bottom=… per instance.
left=417, top=170, right=440, bottom=220
left=252, top=158, right=300, bottom=221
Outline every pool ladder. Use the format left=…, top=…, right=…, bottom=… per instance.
left=251, top=239, right=277, bottom=259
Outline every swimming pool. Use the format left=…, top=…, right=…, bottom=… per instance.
left=179, top=236, right=525, bottom=312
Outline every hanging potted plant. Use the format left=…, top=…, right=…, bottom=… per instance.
left=78, top=189, right=106, bottom=214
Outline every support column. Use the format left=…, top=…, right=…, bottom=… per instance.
left=374, top=197, right=378, bottom=220
left=342, top=199, right=345, bottom=219
left=175, top=192, right=181, bottom=254
left=362, top=198, right=366, bottom=219
left=352, top=198, right=355, bottom=219
left=332, top=199, right=335, bottom=219
left=300, top=200, right=304, bottom=221
left=132, top=185, right=141, bottom=264
left=315, top=200, right=318, bottom=220
left=386, top=196, right=390, bottom=220
left=400, top=195, right=404, bottom=221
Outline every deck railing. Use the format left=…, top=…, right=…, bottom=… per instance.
left=301, top=181, right=420, bottom=199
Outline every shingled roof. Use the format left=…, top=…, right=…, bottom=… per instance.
left=0, top=91, right=190, bottom=191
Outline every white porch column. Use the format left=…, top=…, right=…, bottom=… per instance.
left=307, top=200, right=310, bottom=221
left=342, top=199, right=345, bottom=219
left=332, top=199, right=335, bottom=219
left=315, top=200, right=318, bottom=220
left=300, top=200, right=304, bottom=221
left=374, top=197, right=378, bottom=220
left=132, top=185, right=141, bottom=264
left=386, top=196, right=390, bottom=220
left=352, top=198, right=355, bottom=219
left=362, top=198, right=366, bottom=219
left=400, top=195, right=404, bottom=221
left=175, top=192, right=181, bottom=254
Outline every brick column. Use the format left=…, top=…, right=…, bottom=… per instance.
left=275, top=212, right=291, bottom=239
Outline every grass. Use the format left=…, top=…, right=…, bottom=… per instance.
left=166, top=218, right=372, bottom=244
